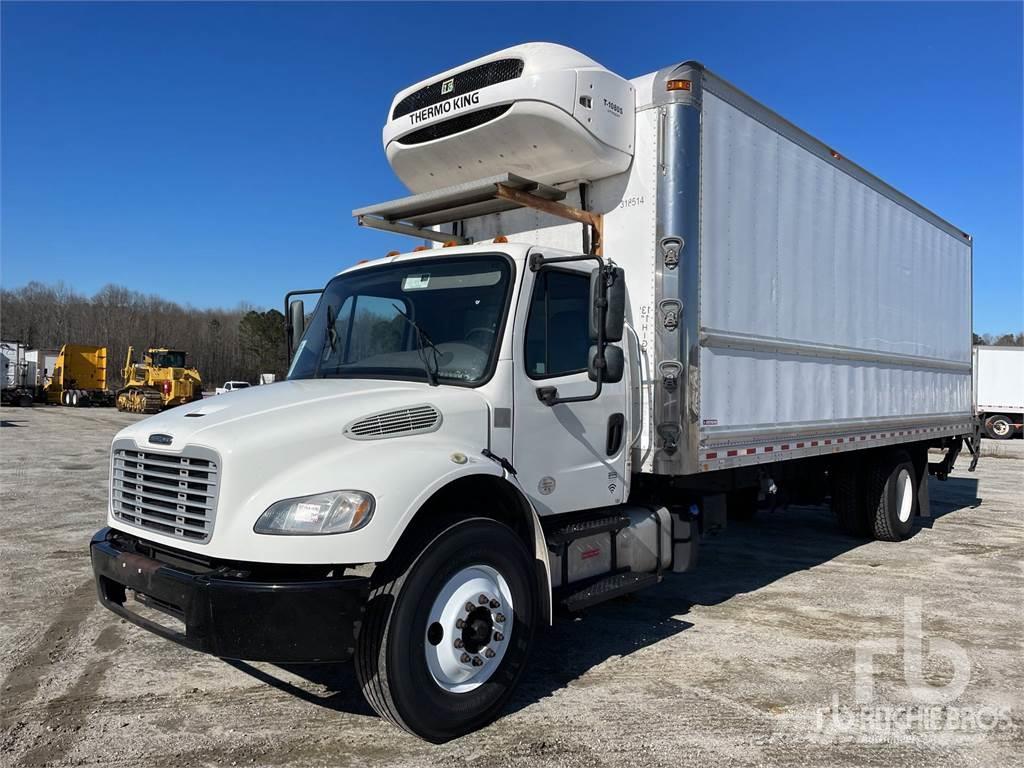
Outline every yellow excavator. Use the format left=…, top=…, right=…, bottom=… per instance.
left=117, top=347, right=203, bottom=413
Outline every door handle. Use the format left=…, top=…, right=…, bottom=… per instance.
left=606, top=413, right=625, bottom=456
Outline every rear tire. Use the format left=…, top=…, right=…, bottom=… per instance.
left=356, top=518, right=537, bottom=742
left=984, top=414, right=1014, bottom=440
left=865, top=450, right=917, bottom=542
left=831, top=458, right=869, bottom=537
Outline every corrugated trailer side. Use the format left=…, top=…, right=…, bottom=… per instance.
left=656, top=65, right=974, bottom=474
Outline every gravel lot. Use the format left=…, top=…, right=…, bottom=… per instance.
left=2, top=406, right=1021, bottom=767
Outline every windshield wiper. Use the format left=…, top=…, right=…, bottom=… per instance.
left=313, top=304, right=337, bottom=379
left=391, top=303, right=440, bottom=386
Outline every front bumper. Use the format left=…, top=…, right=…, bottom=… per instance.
left=90, top=527, right=369, bottom=663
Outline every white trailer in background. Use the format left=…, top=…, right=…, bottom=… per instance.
left=1, top=341, right=34, bottom=407
left=92, top=43, right=979, bottom=741
left=26, top=348, right=60, bottom=392
left=974, top=346, right=1024, bottom=438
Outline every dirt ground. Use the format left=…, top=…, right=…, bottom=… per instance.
left=1, top=405, right=1021, bottom=768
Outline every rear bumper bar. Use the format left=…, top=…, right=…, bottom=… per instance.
left=90, top=527, right=369, bottom=663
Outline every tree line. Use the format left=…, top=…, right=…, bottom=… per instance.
left=1, top=282, right=287, bottom=389
left=973, top=332, right=1023, bottom=347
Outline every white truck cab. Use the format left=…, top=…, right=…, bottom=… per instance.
left=91, top=42, right=978, bottom=742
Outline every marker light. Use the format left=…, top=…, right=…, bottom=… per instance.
left=443, top=240, right=458, bottom=247
left=386, top=250, right=400, bottom=257
left=666, top=79, right=692, bottom=91
left=413, top=245, right=431, bottom=252
left=254, top=490, right=374, bottom=535
left=493, top=235, right=509, bottom=243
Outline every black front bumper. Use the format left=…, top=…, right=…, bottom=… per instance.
left=90, top=528, right=369, bottom=663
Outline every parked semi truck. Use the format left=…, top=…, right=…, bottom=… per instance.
left=91, top=43, right=978, bottom=741
left=974, top=346, right=1023, bottom=439
left=47, top=344, right=115, bottom=407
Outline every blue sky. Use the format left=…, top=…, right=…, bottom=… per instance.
left=2, top=1, right=1021, bottom=333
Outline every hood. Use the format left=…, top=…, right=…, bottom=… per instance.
left=114, top=378, right=490, bottom=454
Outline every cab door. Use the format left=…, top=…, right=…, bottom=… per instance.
left=511, top=253, right=628, bottom=517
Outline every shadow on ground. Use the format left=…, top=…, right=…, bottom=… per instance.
left=228, top=475, right=980, bottom=720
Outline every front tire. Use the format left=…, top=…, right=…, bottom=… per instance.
left=356, top=518, right=537, bottom=742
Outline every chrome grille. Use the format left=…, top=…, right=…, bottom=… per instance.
left=345, top=404, right=441, bottom=440
left=111, top=443, right=219, bottom=543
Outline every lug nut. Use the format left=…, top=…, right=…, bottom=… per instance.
left=489, top=599, right=500, bottom=609
left=493, top=631, right=504, bottom=642
left=465, top=602, right=475, bottom=612
left=472, top=656, right=483, bottom=667
left=455, top=618, right=465, bottom=629
left=485, top=648, right=496, bottom=658
left=460, top=652, right=471, bottom=663
left=478, top=594, right=489, bottom=605
left=495, top=613, right=506, bottom=623
left=454, top=638, right=464, bottom=648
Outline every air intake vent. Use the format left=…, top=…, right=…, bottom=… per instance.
left=392, top=58, right=524, bottom=119
left=396, top=105, right=512, bottom=146
left=345, top=404, right=442, bottom=440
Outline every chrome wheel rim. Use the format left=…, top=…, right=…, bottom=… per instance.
left=424, top=564, right=513, bottom=693
left=896, top=467, right=913, bottom=523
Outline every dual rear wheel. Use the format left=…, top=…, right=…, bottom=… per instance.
left=832, top=449, right=920, bottom=541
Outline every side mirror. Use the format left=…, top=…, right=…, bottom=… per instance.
left=288, top=299, right=305, bottom=356
left=588, top=344, right=624, bottom=384
left=589, top=266, right=625, bottom=343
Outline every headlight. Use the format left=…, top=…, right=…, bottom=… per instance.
left=254, top=490, right=374, bottom=535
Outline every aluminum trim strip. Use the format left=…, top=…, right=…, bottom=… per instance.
left=700, top=328, right=972, bottom=373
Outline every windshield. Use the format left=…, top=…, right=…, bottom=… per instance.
left=288, top=254, right=512, bottom=386
left=152, top=351, right=186, bottom=368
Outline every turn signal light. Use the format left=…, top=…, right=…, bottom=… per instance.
left=666, top=79, right=692, bottom=91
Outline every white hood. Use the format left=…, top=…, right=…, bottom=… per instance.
left=108, top=379, right=497, bottom=563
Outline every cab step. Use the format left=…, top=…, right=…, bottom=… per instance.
left=561, top=571, right=661, bottom=612
left=547, top=514, right=630, bottom=545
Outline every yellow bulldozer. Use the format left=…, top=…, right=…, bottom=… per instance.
left=117, top=347, right=203, bottom=413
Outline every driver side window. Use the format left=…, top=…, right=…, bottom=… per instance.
left=524, top=270, right=590, bottom=379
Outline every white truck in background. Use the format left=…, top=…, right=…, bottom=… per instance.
left=91, top=43, right=979, bottom=741
left=974, top=346, right=1023, bottom=438
left=214, top=380, right=251, bottom=395
left=1, top=341, right=34, bottom=407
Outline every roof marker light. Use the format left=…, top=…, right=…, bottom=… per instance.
left=493, top=235, right=508, bottom=244
left=413, top=245, right=430, bottom=252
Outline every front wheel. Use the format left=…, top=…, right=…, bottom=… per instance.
left=356, top=518, right=537, bottom=742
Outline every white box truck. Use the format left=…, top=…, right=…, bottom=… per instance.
left=91, top=43, right=979, bottom=741
left=974, top=346, right=1023, bottom=438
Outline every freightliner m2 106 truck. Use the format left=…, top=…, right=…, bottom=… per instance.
left=91, top=44, right=978, bottom=741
